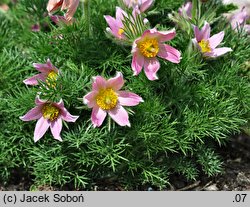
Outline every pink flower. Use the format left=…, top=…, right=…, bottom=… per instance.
left=31, top=24, right=40, bottom=32
left=47, top=0, right=79, bottom=22
left=192, top=21, right=232, bottom=58
left=104, top=7, right=128, bottom=40
left=178, top=2, right=192, bottom=19
left=104, top=6, right=147, bottom=42
left=83, top=72, right=143, bottom=127
left=50, top=15, right=70, bottom=24
left=123, top=0, right=154, bottom=12
left=230, top=7, right=250, bottom=34
left=20, top=97, right=79, bottom=142
left=0, top=4, right=9, bottom=12
left=23, top=59, right=59, bottom=86
left=244, top=25, right=250, bottom=34
left=131, top=28, right=181, bottom=80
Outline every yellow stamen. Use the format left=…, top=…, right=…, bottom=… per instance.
left=42, top=104, right=60, bottom=121
left=96, top=88, right=118, bottom=110
left=138, top=38, right=159, bottom=58
left=118, top=28, right=124, bottom=36
left=198, top=39, right=211, bottom=53
left=46, top=71, right=58, bottom=87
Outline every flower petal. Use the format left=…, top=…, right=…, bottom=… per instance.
left=104, top=15, right=115, bottom=27
left=137, top=28, right=158, bottom=41
left=200, top=21, right=211, bottom=40
left=118, top=91, right=143, bottom=106
left=47, top=0, right=63, bottom=13
left=207, top=47, right=232, bottom=57
left=50, top=118, right=63, bottom=141
left=132, top=6, right=140, bottom=17
left=83, top=91, right=98, bottom=108
left=23, top=74, right=46, bottom=85
left=192, top=38, right=199, bottom=48
left=143, top=57, right=160, bottom=80
left=61, top=109, right=79, bottom=122
left=33, top=63, right=51, bottom=73
left=35, top=97, right=47, bottom=105
left=92, top=76, right=107, bottom=91
left=34, top=117, right=50, bottom=142
left=20, top=106, right=42, bottom=121
left=179, top=2, right=192, bottom=18
left=244, top=24, right=250, bottom=34
left=158, top=44, right=181, bottom=63
left=193, top=25, right=202, bottom=42
left=107, top=72, right=124, bottom=91
left=116, top=6, right=127, bottom=20
left=194, top=21, right=210, bottom=42
left=104, top=15, right=121, bottom=37
left=157, top=29, right=176, bottom=42
left=230, top=7, right=248, bottom=30
left=208, top=31, right=224, bottom=49
left=123, top=0, right=130, bottom=7
left=91, top=106, right=107, bottom=127
left=51, top=15, right=71, bottom=25
left=55, top=99, right=64, bottom=109
left=63, top=0, right=79, bottom=21
left=140, top=0, right=154, bottom=12
left=131, top=50, right=144, bottom=76
left=108, top=105, right=130, bottom=127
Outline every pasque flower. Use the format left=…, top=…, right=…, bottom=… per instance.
left=20, top=97, right=79, bottom=142
left=47, top=0, right=79, bottom=21
left=178, top=2, right=192, bottom=19
left=31, top=24, right=40, bottom=32
left=104, top=6, right=148, bottom=42
left=131, top=28, right=181, bottom=80
left=23, top=59, right=59, bottom=86
left=192, top=21, right=232, bottom=58
left=50, top=15, right=72, bottom=25
left=230, top=7, right=250, bottom=34
left=123, top=0, right=154, bottom=12
left=104, top=7, right=128, bottom=40
left=83, top=72, right=143, bottom=127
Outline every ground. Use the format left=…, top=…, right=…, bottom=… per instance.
left=1, top=133, right=250, bottom=191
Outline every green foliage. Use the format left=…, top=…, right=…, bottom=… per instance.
left=0, top=0, right=249, bottom=190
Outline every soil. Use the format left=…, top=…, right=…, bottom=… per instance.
left=1, top=134, right=250, bottom=191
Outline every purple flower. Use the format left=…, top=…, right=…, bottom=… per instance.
left=31, top=24, right=40, bottom=32
left=50, top=15, right=73, bottom=25
left=47, top=0, right=79, bottom=22
left=123, top=0, right=154, bottom=13
left=20, top=97, right=79, bottom=142
left=23, top=59, right=59, bottom=86
left=178, top=2, right=192, bottom=19
left=104, top=6, right=148, bottom=42
left=104, top=7, right=128, bottom=40
left=192, top=21, right=232, bottom=58
left=230, top=7, right=250, bottom=34
left=131, top=28, right=181, bottom=80
left=83, top=72, right=143, bottom=127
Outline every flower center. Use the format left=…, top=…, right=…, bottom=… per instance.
left=118, top=28, right=124, bottom=36
left=46, top=71, right=58, bottom=87
left=42, top=104, right=60, bottom=121
left=138, top=38, right=159, bottom=58
left=96, top=88, right=118, bottom=110
left=198, top=39, right=211, bottom=53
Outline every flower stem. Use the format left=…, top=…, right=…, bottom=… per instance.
left=192, top=0, right=198, bottom=25
left=83, top=0, right=91, bottom=37
left=198, top=0, right=202, bottom=26
left=108, top=116, right=111, bottom=132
